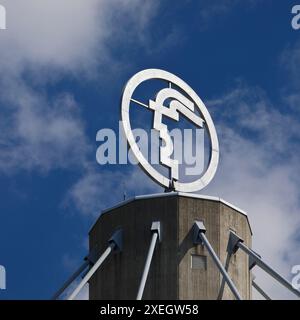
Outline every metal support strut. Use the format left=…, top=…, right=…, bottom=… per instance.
left=228, top=231, right=300, bottom=298
left=52, top=247, right=101, bottom=300
left=193, top=221, right=242, bottom=300
left=52, top=260, right=89, bottom=300
left=252, top=280, right=271, bottom=300
left=136, top=221, right=161, bottom=300
left=67, top=228, right=123, bottom=300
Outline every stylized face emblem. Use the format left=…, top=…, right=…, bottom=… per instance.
left=121, top=69, right=219, bottom=193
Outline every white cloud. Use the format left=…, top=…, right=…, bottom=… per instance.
left=281, top=40, right=300, bottom=87
left=1, top=0, right=102, bottom=75
left=0, top=0, right=159, bottom=77
left=0, top=80, right=90, bottom=173
left=195, top=0, right=258, bottom=28
left=64, top=167, right=159, bottom=216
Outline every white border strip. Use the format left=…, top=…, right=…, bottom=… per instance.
left=101, top=192, right=247, bottom=216
left=90, top=192, right=252, bottom=235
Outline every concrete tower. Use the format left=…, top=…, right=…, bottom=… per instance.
left=89, top=192, right=252, bottom=300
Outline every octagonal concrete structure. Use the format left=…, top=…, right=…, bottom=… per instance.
left=89, top=192, right=252, bottom=300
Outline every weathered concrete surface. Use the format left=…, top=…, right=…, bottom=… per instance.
left=89, top=194, right=252, bottom=300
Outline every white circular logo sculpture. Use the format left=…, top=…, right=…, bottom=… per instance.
left=121, top=69, right=219, bottom=193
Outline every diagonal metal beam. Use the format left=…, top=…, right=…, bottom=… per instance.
left=136, top=221, right=161, bottom=300
left=51, top=247, right=99, bottom=300
left=193, top=221, right=242, bottom=300
left=228, top=231, right=300, bottom=299
left=52, top=260, right=89, bottom=300
left=67, top=228, right=123, bottom=300
left=252, top=280, right=272, bottom=300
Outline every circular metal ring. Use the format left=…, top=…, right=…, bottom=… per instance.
left=121, top=69, right=219, bottom=193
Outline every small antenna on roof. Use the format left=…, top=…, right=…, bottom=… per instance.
left=122, top=182, right=127, bottom=200
left=164, top=179, right=175, bottom=193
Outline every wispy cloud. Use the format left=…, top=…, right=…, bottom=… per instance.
left=281, top=39, right=300, bottom=87
left=193, top=0, right=259, bottom=29
left=64, top=167, right=159, bottom=216
left=0, top=0, right=161, bottom=77
left=0, top=81, right=90, bottom=173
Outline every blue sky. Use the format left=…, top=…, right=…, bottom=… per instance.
left=0, top=0, right=300, bottom=299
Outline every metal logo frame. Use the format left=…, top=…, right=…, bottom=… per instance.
left=121, top=69, right=219, bottom=193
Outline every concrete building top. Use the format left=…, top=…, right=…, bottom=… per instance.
left=90, top=192, right=252, bottom=234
